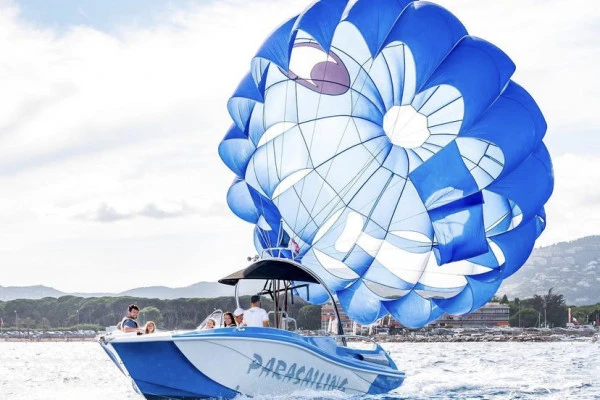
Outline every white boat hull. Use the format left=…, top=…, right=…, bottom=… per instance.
left=100, top=327, right=405, bottom=399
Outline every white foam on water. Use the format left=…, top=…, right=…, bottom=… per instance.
left=1, top=341, right=598, bottom=400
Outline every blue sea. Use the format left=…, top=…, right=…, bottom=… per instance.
left=1, top=341, right=598, bottom=399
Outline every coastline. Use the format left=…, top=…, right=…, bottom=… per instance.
left=2, top=332, right=596, bottom=343
left=2, top=337, right=97, bottom=342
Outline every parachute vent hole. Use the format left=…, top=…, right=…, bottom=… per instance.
left=383, top=105, right=430, bottom=149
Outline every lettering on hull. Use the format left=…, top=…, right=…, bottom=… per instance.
left=247, top=353, right=348, bottom=392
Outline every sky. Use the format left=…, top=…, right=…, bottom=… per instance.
left=0, top=0, right=598, bottom=293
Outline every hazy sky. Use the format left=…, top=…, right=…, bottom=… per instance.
left=0, top=0, right=598, bottom=293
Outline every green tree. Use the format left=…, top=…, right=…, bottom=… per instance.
left=510, top=308, right=539, bottom=327
left=500, top=294, right=509, bottom=304
left=139, top=306, right=162, bottom=325
left=296, top=305, right=321, bottom=330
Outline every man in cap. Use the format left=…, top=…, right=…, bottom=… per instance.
left=233, top=307, right=245, bottom=326
left=243, top=295, right=269, bottom=327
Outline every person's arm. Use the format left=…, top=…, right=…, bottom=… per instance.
left=122, top=325, right=144, bottom=333
left=262, top=310, right=269, bottom=327
left=122, top=319, right=144, bottom=334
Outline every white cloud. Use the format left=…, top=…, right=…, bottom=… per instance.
left=0, top=0, right=307, bottom=292
left=0, top=0, right=597, bottom=292
left=539, top=153, right=600, bottom=246
left=434, top=0, right=600, bottom=155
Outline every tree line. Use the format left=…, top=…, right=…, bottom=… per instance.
left=0, top=295, right=322, bottom=331
left=497, top=289, right=600, bottom=328
left=1, top=290, right=598, bottom=331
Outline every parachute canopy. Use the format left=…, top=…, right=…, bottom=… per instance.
left=219, top=0, right=553, bottom=328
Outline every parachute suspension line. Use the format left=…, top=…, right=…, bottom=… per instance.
left=292, top=50, right=422, bottom=250
left=283, top=41, right=400, bottom=246
left=292, top=136, right=392, bottom=240
left=290, top=39, right=327, bottom=244
left=273, top=77, right=293, bottom=186
left=294, top=51, right=392, bottom=245
left=460, top=140, right=502, bottom=183
left=271, top=77, right=294, bottom=249
left=387, top=44, right=414, bottom=138
left=340, top=172, right=396, bottom=263
left=250, top=147, right=275, bottom=250
left=414, top=84, right=440, bottom=113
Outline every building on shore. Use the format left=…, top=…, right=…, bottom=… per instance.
left=320, top=301, right=510, bottom=332
left=430, top=302, right=510, bottom=328
left=320, top=301, right=353, bottom=333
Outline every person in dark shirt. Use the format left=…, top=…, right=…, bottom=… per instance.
left=119, top=304, right=144, bottom=334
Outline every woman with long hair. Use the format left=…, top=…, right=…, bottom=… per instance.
left=223, top=312, right=237, bottom=327
left=144, top=321, right=156, bottom=334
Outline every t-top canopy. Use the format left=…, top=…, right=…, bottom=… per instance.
left=218, top=258, right=320, bottom=286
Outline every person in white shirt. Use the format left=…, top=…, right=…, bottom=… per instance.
left=233, top=308, right=245, bottom=326
left=243, top=295, right=269, bottom=327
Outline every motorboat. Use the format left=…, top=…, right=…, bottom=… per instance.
left=98, top=257, right=405, bottom=399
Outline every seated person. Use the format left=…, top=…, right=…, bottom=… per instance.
left=233, top=308, right=245, bottom=326
left=119, top=304, right=145, bottom=334
left=204, top=318, right=216, bottom=329
left=223, top=312, right=236, bottom=327
left=243, top=295, right=269, bottom=327
left=144, top=321, right=156, bottom=334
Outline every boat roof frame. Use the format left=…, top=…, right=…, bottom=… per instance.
left=219, top=258, right=344, bottom=335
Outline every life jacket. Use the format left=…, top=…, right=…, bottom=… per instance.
left=117, top=317, right=138, bottom=330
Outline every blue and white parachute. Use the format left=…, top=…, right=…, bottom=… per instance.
left=219, top=0, right=553, bottom=328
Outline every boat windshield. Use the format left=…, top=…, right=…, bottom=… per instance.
left=196, top=309, right=223, bottom=330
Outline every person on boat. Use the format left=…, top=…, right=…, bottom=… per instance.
left=243, top=295, right=269, bottom=327
left=204, top=318, right=216, bottom=329
left=119, top=304, right=145, bottom=334
left=144, top=321, right=156, bottom=334
left=223, top=312, right=236, bottom=327
left=233, top=308, right=245, bottom=326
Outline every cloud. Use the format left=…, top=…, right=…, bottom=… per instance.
left=539, top=153, right=600, bottom=246
left=0, top=0, right=309, bottom=291
left=138, top=202, right=196, bottom=219
left=76, top=201, right=201, bottom=222
left=434, top=0, right=600, bottom=157
left=91, top=203, right=133, bottom=222
left=0, top=0, right=597, bottom=292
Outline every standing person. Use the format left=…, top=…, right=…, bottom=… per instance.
left=233, top=308, right=245, bottom=326
left=119, top=304, right=145, bottom=334
left=243, top=295, right=269, bottom=327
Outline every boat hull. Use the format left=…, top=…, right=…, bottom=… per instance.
left=100, top=328, right=404, bottom=399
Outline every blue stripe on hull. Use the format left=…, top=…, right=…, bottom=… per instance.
left=112, top=340, right=238, bottom=399
left=368, top=373, right=405, bottom=394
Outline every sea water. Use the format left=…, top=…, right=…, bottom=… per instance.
left=0, top=341, right=598, bottom=399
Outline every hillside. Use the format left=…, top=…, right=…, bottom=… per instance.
left=2, top=236, right=599, bottom=304
left=499, top=235, right=600, bottom=305
left=0, top=280, right=263, bottom=302
left=0, top=285, right=66, bottom=301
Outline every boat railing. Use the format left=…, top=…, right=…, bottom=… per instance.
left=267, top=311, right=297, bottom=331
left=259, top=247, right=299, bottom=261
left=328, top=334, right=381, bottom=350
